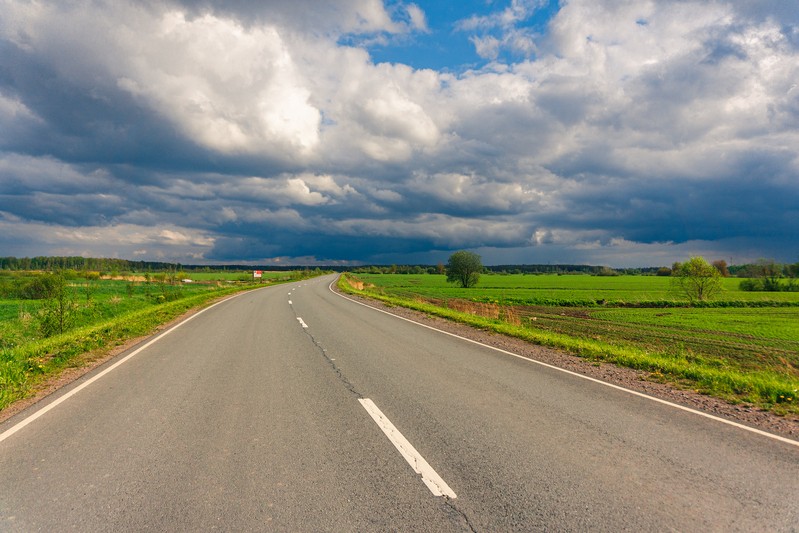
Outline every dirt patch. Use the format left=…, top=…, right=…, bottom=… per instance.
left=100, top=275, right=149, bottom=282
left=334, top=286, right=799, bottom=441
left=446, top=299, right=501, bottom=319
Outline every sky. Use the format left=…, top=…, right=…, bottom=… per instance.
left=0, top=0, right=797, bottom=267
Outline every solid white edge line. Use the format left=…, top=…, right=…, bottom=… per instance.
left=330, top=278, right=799, bottom=449
left=0, top=287, right=266, bottom=445
left=359, top=398, right=457, bottom=499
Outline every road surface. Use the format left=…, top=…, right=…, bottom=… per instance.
left=1, top=274, right=798, bottom=531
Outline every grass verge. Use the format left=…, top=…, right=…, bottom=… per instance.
left=0, top=285, right=256, bottom=412
left=338, top=274, right=799, bottom=414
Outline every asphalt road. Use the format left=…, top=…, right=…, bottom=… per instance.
left=1, top=274, right=798, bottom=531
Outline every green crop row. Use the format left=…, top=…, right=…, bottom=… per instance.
left=591, top=308, right=799, bottom=342
left=357, top=273, right=799, bottom=306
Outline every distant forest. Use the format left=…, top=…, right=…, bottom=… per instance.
left=3, top=255, right=796, bottom=279
left=0, top=256, right=192, bottom=272
left=0, top=256, right=304, bottom=272
left=0, top=255, right=738, bottom=275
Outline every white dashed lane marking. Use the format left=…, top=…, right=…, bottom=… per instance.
left=359, top=398, right=457, bottom=499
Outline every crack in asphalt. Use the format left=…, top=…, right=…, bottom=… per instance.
left=446, top=498, right=479, bottom=532
left=290, top=302, right=364, bottom=399
left=307, top=328, right=364, bottom=399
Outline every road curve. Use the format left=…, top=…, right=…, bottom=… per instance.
left=1, top=274, right=797, bottom=531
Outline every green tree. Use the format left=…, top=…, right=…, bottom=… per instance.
left=671, top=257, right=723, bottom=303
left=446, top=251, right=482, bottom=288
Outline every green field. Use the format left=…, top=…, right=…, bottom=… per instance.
left=345, top=273, right=799, bottom=413
left=361, top=273, right=799, bottom=306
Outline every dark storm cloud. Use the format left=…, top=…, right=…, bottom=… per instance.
left=209, top=233, right=431, bottom=263
left=547, top=147, right=799, bottom=246
left=1, top=43, right=174, bottom=165
left=0, top=1, right=797, bottom=266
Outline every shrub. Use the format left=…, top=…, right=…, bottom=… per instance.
left=17, top=274, right=60, bottom=300
left=739, top=278, right=762, bottom=292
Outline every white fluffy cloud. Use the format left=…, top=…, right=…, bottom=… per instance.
left=3, top=3, right=322, bottom=156
left=117, top=12, right=322, bottom=155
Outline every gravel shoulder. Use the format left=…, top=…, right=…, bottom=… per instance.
left=333, top=285, right=799, bottom=442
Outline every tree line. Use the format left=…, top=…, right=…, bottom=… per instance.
left=0, top=256, right=183, bottom=273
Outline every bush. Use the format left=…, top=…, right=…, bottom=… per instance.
left=739, top=279, right=762, bottom=292
left=739, top=277, right=798, bottom=292
left=762, top=277, right=783, bottom=292
left=18, top=274, right=60, bottom=300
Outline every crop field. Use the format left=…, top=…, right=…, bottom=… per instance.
left=362, top=273, right=799, bottom=306
left=347, top=273, right=799, bottom=412
left=512, top=307, right=798, bottom=375
left=591, top=308, right=799, bottom=342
